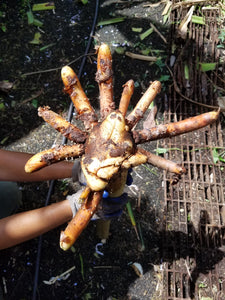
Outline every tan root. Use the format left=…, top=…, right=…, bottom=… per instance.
left=24, top=43, right=220, bottom=250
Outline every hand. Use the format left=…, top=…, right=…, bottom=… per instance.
left=71, top=160, right=86, bottom=185
left=67, top=189, right=128, bottom=220
left=97, top=168, right=133, bottom=219
left=96, top=192, right=128, bottom=219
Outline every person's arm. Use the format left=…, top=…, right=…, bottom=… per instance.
left=0, top=149, right=74, bottom=182
left=0, top=199, right=72, bottom=249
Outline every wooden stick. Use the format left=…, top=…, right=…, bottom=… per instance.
left=126, top=81, right=161, bottom=129
left=132, top=110, right=220, bottom=144
left=138, top=147, right=186, bottom=175
left=172, top=0, right=208, bottom=10
left=61, top=65, right=98, bottom=130
left=95, top=43, right=115, bottom=120
left=25, top=144, right=85, bottom=173
left=150, top=22, right=167, bottom=44
left=60, top=191, right=103, bottom=250
left=38, top=106, right=87, bottom=143
left=119, top=80, right=134, bottom=116
left=125, top=52, right=157, bottom=62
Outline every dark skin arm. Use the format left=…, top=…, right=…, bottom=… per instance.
left=0, top=149, right=75, bottom=249
left=0, top=149, right=74, bottom=182
left=0, top=199, right=72, bottom=250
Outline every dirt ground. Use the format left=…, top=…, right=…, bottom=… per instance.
left=0, top=1, right=224, bottom=300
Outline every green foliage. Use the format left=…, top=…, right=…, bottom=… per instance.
left=212, top=148, right=225, bottom=164
left=58, top=179, right=69, bottom=192
left=126, top=201, right=136, bottom=227
left=198, top=282, right=207, bottom=288
left=29, top=32, right=42, bottom=45
left=1, top=24, right=6, bottom=32
left=27, top=9, right=43, bottom=27
left=139, top=27, right=153, bottom=41
left=132, top=27, right=142, bottom=33
left=0, top=102, right=5, bottom=111
left=191, top=15, right=205, bottom=25
left=32, top=3, right=55, bottom=11
left=199, top=62, right=217, bottom=72
left=97, top=17, right=125, bottom=26
left=159, top=74, right=170, bottom=82
left=79, top=253, right=84, bottom=281
left=0, top=4, right=6, bottom=32
left=187, top=212, right=191, bottom=222
left=155, top=147, right=225, bottom=165
left=31, top=99, right=39, bottom=108
left=219, top=29, right=225, bottom=43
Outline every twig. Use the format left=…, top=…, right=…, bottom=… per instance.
left=166, top=65, right=219, bottom=110
left=93, top=266, right=120, bottom=269
left=19, top=89, right=43, bottom=105
left=172, top=0, right=208, bottom=10
left=137, top=190, right=142, bottom=211
left=150, top=22, right=168, bottom=44
left=43, top=266, right=75, bottom=285
left=143, top=0, right=167, bottom=8
left=22, top=52, right=95, bottom=76
left=184, top=259, right=192, bottom=281
left=205, top=72, right=225, bottom=93
left=125, top=52, right=158, bottom=62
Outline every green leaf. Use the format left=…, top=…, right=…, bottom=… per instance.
left=159, top=74, right=170, bottom=82
left=97, top=17, right=125, bottom=26
left=126, top=202, right=136, bottom=227
left=199, top=62, right=217, bottom=72
left=81, top=0, right=88, bottom=4
left=31, top=99, right=39, bottom=108
left=0, top=136, right=9, bottom=145
left=83, top=293, right=92, bottom=300
left=191, top=15, right=205, bottom=25
left=29, top=32, right=42, bottom=45
left=115, top=47, right=125, bottom=55
left=139, top=28, right=153, bottom=41
left=1, top=24, right=6, bottom=32
left=212, top=148, right=219, bottom=164
left=0, top=102, right=5, bottom=111
left=33, top=18, right=43, bottom=27
left=132, top=27, right=142, bottom=33
left=79, top=253, right=84, bottom=281
left=27, top=10, right=34, bottom=25
left=32, top=2, right=55, bottom=11
left=140, top=49, right=151, bottom=55
left=219, top=156, right=225, bottom=163
left=184, top=64, right=189, bottom=80
left=155, top=147, right=168, bottom=154
left=27, top=10, right=43, bottom=27
left=39, top=43, right=55, bottom=51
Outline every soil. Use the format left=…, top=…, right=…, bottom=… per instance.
left=0, top=1, right=224, bottom=300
